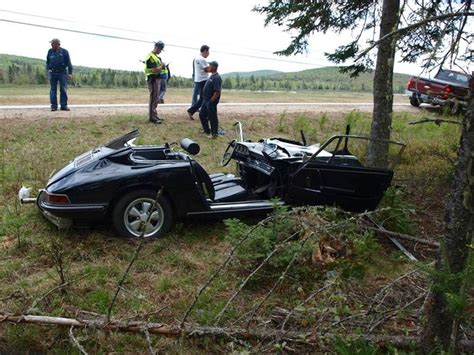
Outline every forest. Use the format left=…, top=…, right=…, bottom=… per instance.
left=0, top=54, right=411, bottom=93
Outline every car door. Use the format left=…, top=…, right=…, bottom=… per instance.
left=287, top=155, right=393, bottom=210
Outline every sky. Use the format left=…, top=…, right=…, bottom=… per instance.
left=0, top=1, right=470, bottom=78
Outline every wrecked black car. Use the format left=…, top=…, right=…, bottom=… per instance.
left=21, top=123, right=405, bottom=238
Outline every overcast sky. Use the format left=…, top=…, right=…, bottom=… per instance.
left=0, top=1, right=469, bottom=78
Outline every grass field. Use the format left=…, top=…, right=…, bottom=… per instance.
left=0, top=89, right=465, bottom=352
left=0, top=85, right=407, bottom=105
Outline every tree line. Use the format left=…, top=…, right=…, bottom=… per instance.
left=0, top=56, right=193, bottom=89
left=0, top=54, right=410, bottom=93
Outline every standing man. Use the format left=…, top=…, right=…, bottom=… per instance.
left=46, top=38, right=73, bottom=111
left=158, top=64, right=170, bottom=104
left=144, top=41, right=165, bottom=124
left=187, top=45, right=210, bottom=120
left=199, top=61, right=222, bottom=138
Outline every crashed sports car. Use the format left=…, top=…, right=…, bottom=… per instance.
left=21, top=122, right=405, bottom=239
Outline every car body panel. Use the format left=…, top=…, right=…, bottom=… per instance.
left=30, top=125, right=405, bottom=235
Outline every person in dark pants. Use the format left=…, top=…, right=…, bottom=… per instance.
left=144, top=41, right=165, bottom=124
left=159, top=64, right=170, bottom=104
left=46, top=38, right=73, bottom=111
left=199, top=61, right=222, bottom=138
left=187, top=45, right=210, bottom=120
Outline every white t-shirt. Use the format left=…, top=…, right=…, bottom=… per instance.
left=194, top=55, right=209, bottom=83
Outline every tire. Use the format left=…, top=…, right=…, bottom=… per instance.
left=409, top=94, right=420, bottom=107
left=112, top=189, right=173, bottom=238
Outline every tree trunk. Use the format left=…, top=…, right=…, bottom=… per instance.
left=367, top=0, right=400, bottom=168
left=421, top=73, right=474, bottom=352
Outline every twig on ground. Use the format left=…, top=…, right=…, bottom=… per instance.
left=180, top=213, right=293, bottom=328
left=363, top=225, right=440, bottom=247
left=245, top=231, right=314, bottom=329
left=69, top=326, right=88, bottom=355
left=123, top=305, right=170, bottom=322
left=107, top=189, right=163, bottom=322
left=213, top=231, right=301, bottom=326
left=27, top=274, right=89, bottom=314
left=281, top=281, right=335, bottom=331
left=409, top=118, right=461, bottom=126
left=368, top=292, right=426, bottom=333
left=367, top=268, right=420, bottom=315
left=143, top=323, right=156, bottom=355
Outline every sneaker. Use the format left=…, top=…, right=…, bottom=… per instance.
left=217, top=128, right=226, bottom=136
left=187, top=111, right=195, bottom=120
left=60, top=107, right=70, bottom=111
left=207, top=134, right=213, bottom=138
left=159, top=99, right=164, bottom=104
left=51, top=108, right=57, bottom=111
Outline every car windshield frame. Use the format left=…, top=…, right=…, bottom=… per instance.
left=105, top=129, right=140, bottom=149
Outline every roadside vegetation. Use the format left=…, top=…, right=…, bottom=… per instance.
left=0, top=85, right=408, bottom=106
left=1, top=99, right=469, bottom=352
left=0, top=54, right=410, bottom=93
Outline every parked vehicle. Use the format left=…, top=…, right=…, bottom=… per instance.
left=20, top=123, right=405, bottom=239
left=406, top=68, right=470, bottom=113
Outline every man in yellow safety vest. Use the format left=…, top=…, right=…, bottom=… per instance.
left=144, top=41, right=165, bottom=124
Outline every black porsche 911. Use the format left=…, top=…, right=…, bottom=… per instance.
left=21, top=122, right=405, bottom=239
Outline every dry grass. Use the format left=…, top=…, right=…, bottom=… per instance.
left=0, top=85, right=408, bottom=105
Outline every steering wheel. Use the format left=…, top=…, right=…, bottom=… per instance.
left=264, top=142, right=291, bottom=159
left=276, top=145, right=291, bottom=157
left=221, top=140, right=236, bottom=167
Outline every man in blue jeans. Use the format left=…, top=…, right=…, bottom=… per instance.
left=46, top=38, right=73, bottom=111
left=199, top=61, right=222, bottom=138
left=187, top=45, right=210, bottom=120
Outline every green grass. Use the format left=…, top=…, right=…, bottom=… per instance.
left=0, top=85, right=408, bottom=105
left=0, top=103, right=461, bottom=352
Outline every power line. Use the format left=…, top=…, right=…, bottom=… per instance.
left=0, top=17, right=326, bottom=67
left=0, top=8, right=152, bottom=35
left=0, top=8, right=296, bottom=57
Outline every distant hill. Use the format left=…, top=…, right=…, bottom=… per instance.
left=0, top=54, right=411, bottom=93
left=221, top=70, right=283, bottom=78
left=221, top=66, right=411, bottom=93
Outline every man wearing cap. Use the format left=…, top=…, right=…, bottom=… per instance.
left=144, top=41, right=165, bottom=124
left=199, top=61, right=222, bottom=138
left=46, top=38, right=73, bottom=111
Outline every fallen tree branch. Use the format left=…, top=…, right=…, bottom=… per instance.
left=363, top=225, right=440, bottom=248
left=409, top=118, right=461, bottom=126
left=2, top=312, right=473, bottom=351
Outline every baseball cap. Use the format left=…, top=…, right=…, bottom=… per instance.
left=154, top=41, right=165, bottom=49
